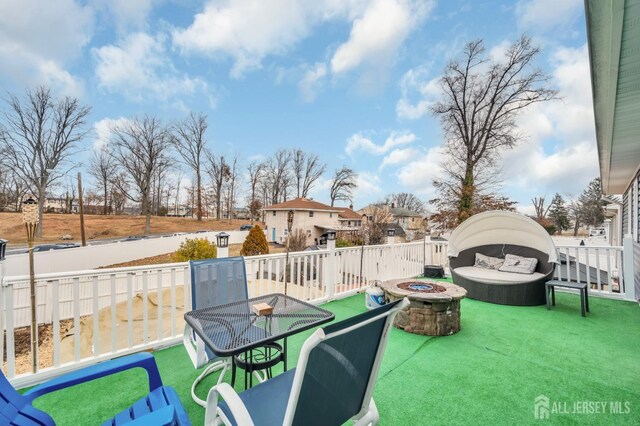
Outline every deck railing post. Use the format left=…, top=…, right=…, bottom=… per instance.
left=622, top=235, right=637, bottom=301
left=326, top=239, right=336, bottom=299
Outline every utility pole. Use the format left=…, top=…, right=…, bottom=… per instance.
left=78, top=172, right=86, bottom=246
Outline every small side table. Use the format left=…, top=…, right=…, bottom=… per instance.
left=545, top=280, right=589, bottom=317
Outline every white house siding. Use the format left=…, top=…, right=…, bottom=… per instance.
left=265, top=210, right=339, bottom=244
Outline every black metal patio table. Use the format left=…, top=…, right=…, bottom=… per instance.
left=184, top=293, right=334, bottom=387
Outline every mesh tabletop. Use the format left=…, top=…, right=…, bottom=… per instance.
left=184, top=293, right=335, bottom=356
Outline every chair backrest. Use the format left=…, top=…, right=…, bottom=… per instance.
left=189, top=257, right=248, bottom=310
left=0, top=371, right=54, bottom=425
left=285, top=299, right=407, bottom=426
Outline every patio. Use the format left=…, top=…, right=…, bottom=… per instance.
left=27, top=285, right=640, bottom=425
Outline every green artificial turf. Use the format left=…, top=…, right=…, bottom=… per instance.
left=27, top=288, right=640, bottom=425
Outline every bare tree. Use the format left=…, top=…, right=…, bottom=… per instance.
left=247, top=161, right=265, bottom=221
left=109, top=116, right=172, bottom=234
left=88, top=146, right=117, bottom=214
left=172, top=112, right=208, bottom=221
left=329, top=166, right=357, bottom=206
left=266, top=149, right=292, bottom=204
left=0, top=86, right=91, bottom=236
left=382, top=193, right=425, bottom=213
left=206, top=153, right=230, bottom=219
left=225, top=154, right=240, bottom=219
left=531, top=196, right=550, bottom=222
left=431, top=36, right=557, bottom=224
left=362, top=206, right=392, bottom=245
left=292, top=149, right=326, bottom=198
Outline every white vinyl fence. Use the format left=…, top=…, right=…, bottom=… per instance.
left=1, top=241, right=428, bottom=387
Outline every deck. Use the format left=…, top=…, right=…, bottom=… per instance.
left=26, top=288, right=640, bottom=425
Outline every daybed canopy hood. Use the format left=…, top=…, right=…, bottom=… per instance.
left=447, top=211, right=559, bottom=264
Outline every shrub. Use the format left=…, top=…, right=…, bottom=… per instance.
left=336, top=238, right=354, bottom=248
left=172, top=238, right=217, bottom=262
left=287, top=229, right=308, bottom=252
left=241, top=226, right=270, bottom=256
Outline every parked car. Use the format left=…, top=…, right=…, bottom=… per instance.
left=240, top=224, right=253, bottom=231
left=33, top=243, right=80, bottom=252
left=194, top=230, right=212, bottom=234
left=121, top=235, right=150, bottom=242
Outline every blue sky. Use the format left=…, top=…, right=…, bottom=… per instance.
left=0, top=0, right=598, bottom=214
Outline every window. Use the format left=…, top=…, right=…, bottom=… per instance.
left=284, top=229, right=288, bottom=236
left=307, top=229, right=312, bottom=237
left=309, top=211, right=314, bottom=217
left=272, top=211, right=276, bottom=216
left=329, top=212, right=333, bottom=218
left=348, top=221, right=352, bottom=226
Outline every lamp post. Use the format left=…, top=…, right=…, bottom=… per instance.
left=284, top=210, right=294, bottom=296
left=387, top=227, right=395, bottom=245
left=22, top=197, right=39, bottom=373
left=216, top=232, right=229, bottom=258
left=0, top=238, right=7, bottom=287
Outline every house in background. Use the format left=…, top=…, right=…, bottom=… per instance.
left=263, top=198, right=360, bottom=245
left=358, top=203, right=425, bottom=240
left=585, top=0, right=640, bottom=301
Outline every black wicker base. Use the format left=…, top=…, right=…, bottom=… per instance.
left=451, top=270, right=547, bottom=306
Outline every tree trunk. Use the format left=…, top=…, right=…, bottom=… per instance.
left=458, top=163, right=475, bottom=224
left=36, top=187, right=46, bottom=239
left=573, top=219, right=579, bottom=236
left=103, top=182, right=108, bottom=215
left=141, top=195, right=151, bottom=234
left=196, top=171, right=202, bottom=221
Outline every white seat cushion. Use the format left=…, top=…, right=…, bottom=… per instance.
left=454, top=266, right=544, bottom=285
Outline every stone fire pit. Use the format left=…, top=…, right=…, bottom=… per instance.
left=380, top=279, right=467, bottom=336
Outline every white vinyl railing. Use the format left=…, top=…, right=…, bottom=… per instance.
left=0, top=241, right=429, bottom=386
left=554, top=244, right=626, bottom=297
left=0, top=239, right=630, bottom=387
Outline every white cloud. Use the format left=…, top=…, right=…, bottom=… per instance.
left=396, top=146, right=445, bottom=199
left=94, top=0, right=156, bottom=32
left=515, top=0, right=582, bottom=33
left=0, top=0, right=93, bottom=96
left=172, top=0, right=431, bottom=80
left=298, top=63, right=328, bottom=102
left=93, top=32, right=208, bottom=102
left=172, top=0, right=317, bottom=78
left=331, top=0, right=433, bottom=74
left=499, top=43, right=598, bottom=198
left=380, top=147, right=421, bottom=169
left=395, top=65, right=441, bottom=120
left=354, top=171, right=383, bottom=201
left=92, top=117, right=131, bottom=150
left=346, top=130, right=417, bottom=156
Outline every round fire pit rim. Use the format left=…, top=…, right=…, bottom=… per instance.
left=379, top=278, right=467, bottom=302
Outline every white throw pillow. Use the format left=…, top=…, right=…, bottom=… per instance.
left=474, top=253, right=504, bottom=270
left=498, top=254, right=538, bottom=274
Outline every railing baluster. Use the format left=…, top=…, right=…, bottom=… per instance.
left=170, top=268, right=177, bottom=338
left=584, top=247, right=591, bottom=290
left=92, top=276, right=100, bottom=357
left=110, top=274, right=117, bottom=353
left=52, top=279, right=60, bottom=367
left=595, top=248, right=602, bottom=292
left=73, top=277, right=80, bottom=362
left=6, top=284, right=15, bottom=378
left=157, top=269, right=163, bottom=341
left=127, top=273, right=133, bottom=348
left=142, top=271, right=148, bottom=344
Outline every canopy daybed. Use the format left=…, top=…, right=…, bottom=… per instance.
left=448, top=211, right=559, bottom=306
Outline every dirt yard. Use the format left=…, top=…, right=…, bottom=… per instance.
left=100, top=243, right=286, bottom=268
left=0, top=213, right=261, bottom=247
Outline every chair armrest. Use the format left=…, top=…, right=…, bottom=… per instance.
left=125, top=405, right=177, bottom=426
left=205, top=382, right=254, bottom=426
left=24, top=352, right=163, bottom=401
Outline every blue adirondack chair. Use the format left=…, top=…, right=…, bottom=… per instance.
left=183, top=257, right=256, bottom=407
left=205, top=298, right=410, bottom=426
left=0, top=352, right=190, bottom=425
